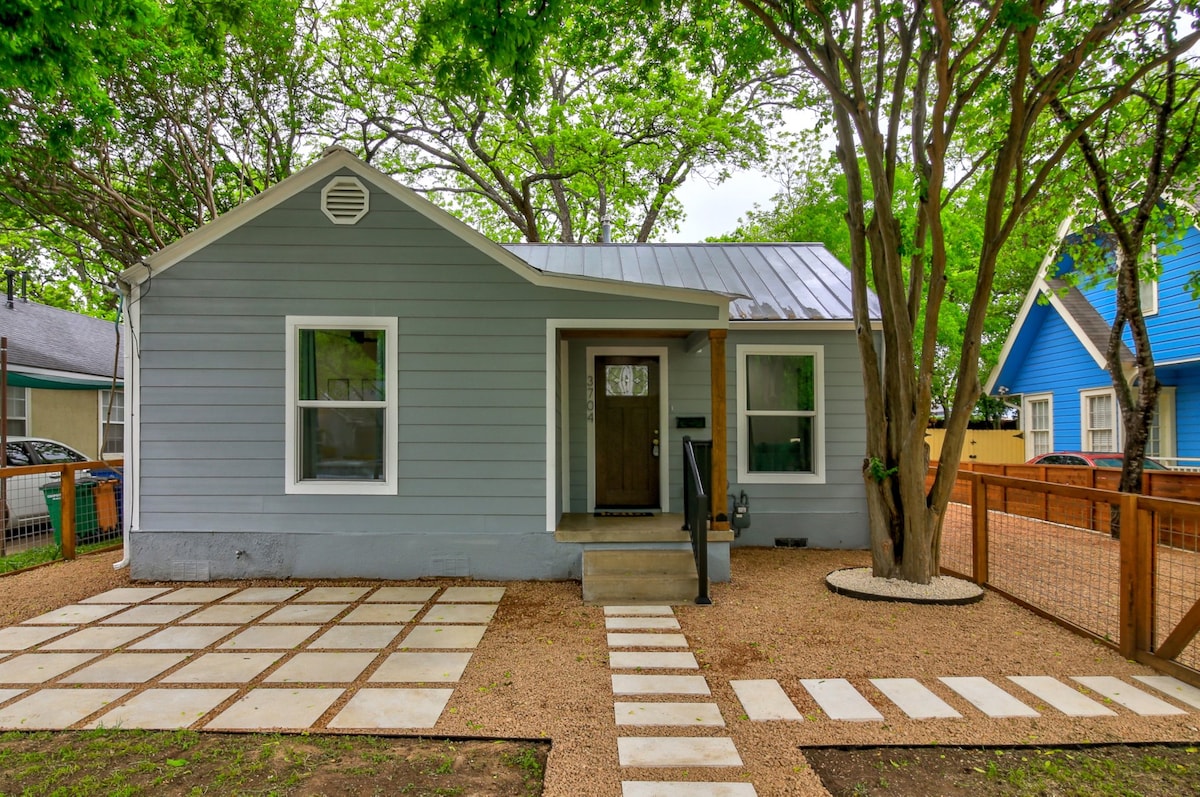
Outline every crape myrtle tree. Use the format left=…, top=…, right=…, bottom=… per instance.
left=413, top=0, right=1200, bottom=583
left=325, top=0, right=798, bottom=242
left=1051, top=1, right=1200, bottom=500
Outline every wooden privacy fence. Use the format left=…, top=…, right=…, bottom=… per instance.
left=925, top=429, right=1026, bottom=465
left=940, top=470, right=1200, bottom=688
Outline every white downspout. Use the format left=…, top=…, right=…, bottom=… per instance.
left=113, top=278, right=136, bottom=570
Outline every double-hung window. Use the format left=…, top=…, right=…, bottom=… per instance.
left=1023, top=393, right=1053, bottom=460
left=737, top=345, right=824, bottom=484
left=5, top=387, right=27, bottom=436
left=285, top=317, right=398, bottom=495
left=1080, top=388, right=1118, bottom=452
left=100, top=389, right=124, bottom=455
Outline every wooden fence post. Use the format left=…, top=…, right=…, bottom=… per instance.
left=60, top=467, right=76, bottom=561
left=1118, top=493, right=1151, bottom=659
left=971, top=474, right=989, bottom=585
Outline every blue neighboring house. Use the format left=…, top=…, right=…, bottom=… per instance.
left=986, top=220, right=1200, bottom=468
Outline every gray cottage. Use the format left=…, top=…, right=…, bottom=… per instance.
left=118, top=148, right=877, bottom=601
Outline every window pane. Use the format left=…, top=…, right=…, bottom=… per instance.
left=299, top=329, right=385, bottom=402
left=747, top=416, right=814, bottom=473
left=747, top=355, right=814, bottom=411
left=1090, top=429, right=1114, bottom=451
left=1032, top=430, right=1050, bottom=456
left=1029, top=400, right=1049, bottom=431
left=605, top=365, right=649, bottom=397
left=300, top=407, right=384, bottom=481
left=103, top=423, right=124, bottom=454
left=4, top=443, right=30, bottom=466
left=30, top=441, right=86, bottom=464
left=1088, top=394, right=1112, bottom=430
left=5, top=388, right=27, bottom=436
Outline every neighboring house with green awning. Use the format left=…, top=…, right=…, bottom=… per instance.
left=3, top=297, right=124, bottom=459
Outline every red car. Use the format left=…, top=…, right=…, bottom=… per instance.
left=1026, top=451, right=1169, bottom=469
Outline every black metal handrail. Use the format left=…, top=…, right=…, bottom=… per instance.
left=682, top=436, right=711, bottom=605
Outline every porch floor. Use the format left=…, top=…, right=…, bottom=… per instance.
left=555, top=513, right=733, bottom=543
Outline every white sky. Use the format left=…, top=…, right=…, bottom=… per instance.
left=666, top=168, right=784, bottom=243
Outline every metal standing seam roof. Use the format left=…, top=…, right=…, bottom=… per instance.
left=1, top=300, right=125, bottom=379
left=501, top=243, right=879, bottom=322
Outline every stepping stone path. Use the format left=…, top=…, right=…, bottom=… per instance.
left=605, top=605, right=759, bottom=797
left=0, top=584, right=504, bottom=732
left=725, top=673, right=1200, bottom=723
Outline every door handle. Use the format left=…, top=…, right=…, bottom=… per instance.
left=652, top=430, right=660, bottom=458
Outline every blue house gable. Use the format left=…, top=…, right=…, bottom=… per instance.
left=987, top=223, right=1200, bottom=468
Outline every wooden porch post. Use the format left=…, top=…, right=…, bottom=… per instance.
left=709, top=329, right=729, bottom=530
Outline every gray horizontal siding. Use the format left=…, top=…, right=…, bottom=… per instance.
left=135, top=172, right=719, bottom=543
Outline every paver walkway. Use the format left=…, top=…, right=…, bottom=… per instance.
left=0, top=584, right=503, bottom=731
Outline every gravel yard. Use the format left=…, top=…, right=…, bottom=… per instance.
left=1, top=545, right=1198, bottom=796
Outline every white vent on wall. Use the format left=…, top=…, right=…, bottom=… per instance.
left=321, top=176, right=369, bottom=225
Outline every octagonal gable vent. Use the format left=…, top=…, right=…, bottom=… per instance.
left=321, top=176, right=369, bottom=225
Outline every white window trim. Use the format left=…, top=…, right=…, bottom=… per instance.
left=1080, top=387, right=1119, bottom=452
left=1139, top=246, right=1159, bottom=317
left=99, top=388, right=124, bottom=456
left=1022, top=392, right=1054, bottom=461
left=284, top=315, right=398, bottom=495
left=1148, top=385, right=1176, bottom=460
left=6, top=386, right=29, bottom=436
left=736, top=344, right=825, bottom=485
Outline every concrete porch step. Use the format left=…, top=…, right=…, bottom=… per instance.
left=583, top=549, right=699, bottom=605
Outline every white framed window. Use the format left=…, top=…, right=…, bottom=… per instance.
left=285, top=316, right=398, bottom=495
left=5, top=386, right=28, bottom=436
left=1080, top=388, right=1119, bottom=452
left=1146, top=386, right=1175, bottom=460
left=1022, top=393, right=1053, bottom=460
left=1138, top=247, right=1158, bottom=316
left=99, top=388, right=124, bottom=455
left=736, top=344, right=824, bottom=484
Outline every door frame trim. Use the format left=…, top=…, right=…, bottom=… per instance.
left=586, top=346, right=670, bottom=513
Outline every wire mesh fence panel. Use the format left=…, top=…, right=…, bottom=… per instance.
left=1, top=471, right=62, bottom=558
left=940, top=474, right=974, bottom=580
left=2, top=466, right=122, bottom=571
left=986, top=486, right=1121, bottom=644
left=1152, top=503, right=1200, bottom=673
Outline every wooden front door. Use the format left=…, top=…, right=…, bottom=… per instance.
left=595, top=355, right=661, bottom=508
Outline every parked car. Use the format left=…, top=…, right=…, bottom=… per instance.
left=1026, top=451, right=1169, bottom=469
left=1, top=436, right=92, bottom=530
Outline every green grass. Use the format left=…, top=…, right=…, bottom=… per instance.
left=0, top=538, right=121, bottom=574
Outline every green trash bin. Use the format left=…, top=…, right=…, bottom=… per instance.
left=40, top=479, right=99, bottom=545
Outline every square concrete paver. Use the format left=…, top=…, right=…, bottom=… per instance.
left=870, top=678, right=962, bottom=719
left=614, top=701, right=725, bottom=726
left=265, top=652, right=378, bottom=683
left=0, top=625, right=75, bottom=650
left=422, top=604, right=497, bottom=624
left=0, top=652, right=99, bottom=683
left=80, top=587, right=171, bottom=604
left=1008, top=676, right=1116, bottom=717
left=87, top=688, right=237, bottom=729
left=309, top=625, right=402, bottom=650
left=23, top=604, right=128, bottom=625
left=800, top=678, right=884, bottom=722
left=152, top=588, right=237, bottom=603
left=604, top=606, right=673, bottom=616
left=294, top=587, right=370, bottom=603
left=731, top=680, right=804, bottom=721
left=130, top=626, right=240, bottom=650
left=438, top=587, right=505, bottom=603
left=101, top=604, right=201, bottom=625
left=220, top=626, right=322, bottom=650
left=398, top=625, right=487, bottom=649
left=61, top=652, right=190, bottom=684
left=612, top=675, right=710, bottom=696
left=609, top=652, right=698, bottom=670
left=371, top=652, right=474, bottom=683
left=327, top=688, right=453, bottom=729
left=366, top=587, right=438, bottom=603
left=606, top=617, right=680, bottom=630
left=261, top=604, right=348, bottom=624
left=1073, top=676, right=1186, bottom=716
left=41, top=626, right=149, bottom=651
left=0, top=688, right=129, bottom=729
left=617, top=737, right=742, bottom=767
left=622, top=783, right=757, bottom=797
left=162, top=652, right=283, bottom=684
left=222, top=588, right=304, bottom=603
left=340, top=604, right=422, bottom=624
left=182, top=604, right=275, bottom=625
left=205, top=688, right=342, bottom=730
left=607, top=633, right=688, bottom=648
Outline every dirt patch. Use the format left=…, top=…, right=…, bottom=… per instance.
left=804, top=744, right=1200, bottom=796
